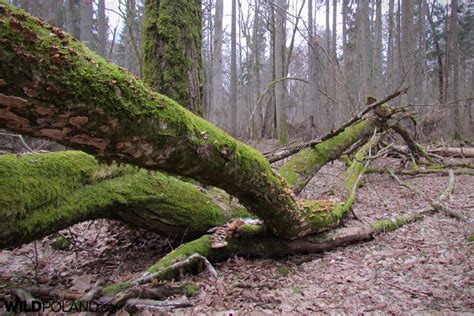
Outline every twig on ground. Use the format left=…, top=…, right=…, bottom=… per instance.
left=387, top=168, right=468, bottom=222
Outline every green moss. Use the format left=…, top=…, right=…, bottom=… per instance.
left=102, top=282, right=134, bottom=296
left=237, top=224, right=264, bottom=236
left=143, top=0, right=203, bottom=114
left=50, top=235, right=71, bottom=250
left=371, top=214, right=423, bottom=232
left=0, top=2, right=333, bottom=239
left=467, top=235, right=474, bottom=242
left=0, top=151, right=232, bottom=248
left=183, top=283, right=199, bottom=297
left=279, top=119, right=372, bottom=190
left=0, top=151, right=98, bottom=218
left=292, top=287, right=303, bottom=295
left=277, top=266, right=290, bottom=276
left=147, top=235, right=214, bottom=273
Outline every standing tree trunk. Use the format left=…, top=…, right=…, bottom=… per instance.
left=401, top=0, right=416, bottom=103
left=374, top=0, right=382, bottom=97
left=448, top=0, right=460, bottom=136
left=97, top=0, right=107, bottom=58
left=387, top=0, right=394, bottom=91
left=251, top=0, right=262, bottom=139
left=356, top=0, right=371, bottom=104
left=143, top=0, right=203, bottom=115
left=211, top=0, right=224, bottom=126
left=230, top=0, right=238, bottom=135
left=274, top=0, right=288, bottom=143
left=65, top=0, right=79, bottom=39
left=308, top=0, right=320, bottom=136
left=424, top=1, right=444, bottom=103
left=79, top=0, right=93, bottom=49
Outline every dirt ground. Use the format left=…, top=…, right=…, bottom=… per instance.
left=0, top=149, right=473, bottom=314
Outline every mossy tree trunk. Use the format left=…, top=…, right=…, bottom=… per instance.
left=0, top=151, right=249, bottom=249
left=0, top=3, right=378, bottom=240
left=143, top=0, right=203, bottom=115
left=279, top=117, right=382, bottom=194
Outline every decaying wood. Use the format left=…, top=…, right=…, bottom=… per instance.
left=429, top=146, right=474, bottom=158
left=124, top=298, right=192, bottom=313
left=389, top=144, right=474, bottom=159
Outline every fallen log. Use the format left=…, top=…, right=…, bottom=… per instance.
left=99, top=166, right=457, bottom=298
left=0, top=151, right=248, bottom=248
left=279, top=118, right=380, bottom=194
left=0, top=130, right=379, bottom=248
left=429, top=146, right=474, bottom=158
left=366, top=167, right=474, bottom=176
left=389, top=144, right=474, bottom=159
left=264, top=89, right=407, bottom=163
left=0, top=1, right=374, bottom=239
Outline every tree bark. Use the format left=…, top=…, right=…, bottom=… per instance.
left=274, top=0, right=288, bottom=143
left=0, top=151, right=248, bottom=249
left=0, top=118, right=381, bottom=249
left=97, top=0, right=107, bottom=57
left=143, top=0, right=203, bottom=115
left=79, top=0, right=93, bottom=48
left=230, top=0, right=238, bottom=135
left=448, top=0, right=460, bottom=136
left=279, top=117, right=381, bottom=194
left=401, top=0, right=415, bottom=103
left=0, top=2, right=372, bottom=239
left=308, top=0, right=320, bottom=136
left=210, top=0, right=224, bottom=126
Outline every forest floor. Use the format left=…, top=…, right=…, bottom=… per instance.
left=0, top=144, right=473, bottom=314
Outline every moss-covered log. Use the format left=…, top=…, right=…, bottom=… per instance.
left=0, top=151, right=249, bottom=248
left=0, top=2, right=375, bottom=239
left=0, top=128, right=377, bottom=249
left=102, top=210, right=427, bottom=295
left=279, top=118, right=380, bottom=194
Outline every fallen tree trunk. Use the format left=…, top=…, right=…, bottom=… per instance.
left=0, top=127, right=378, bottom=248
left=0, top=2, right=366, bottom=239
left=279, top=117, right=380, bottom=194
left=99, top=164, right=457, bottom=297
left=429, top=146, right=474, bottom=158
left=389, top=144, right=474, bottom=159
left=264, top=89, right=407, bottom=163
left=0, top=151, right=248, bottom=248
